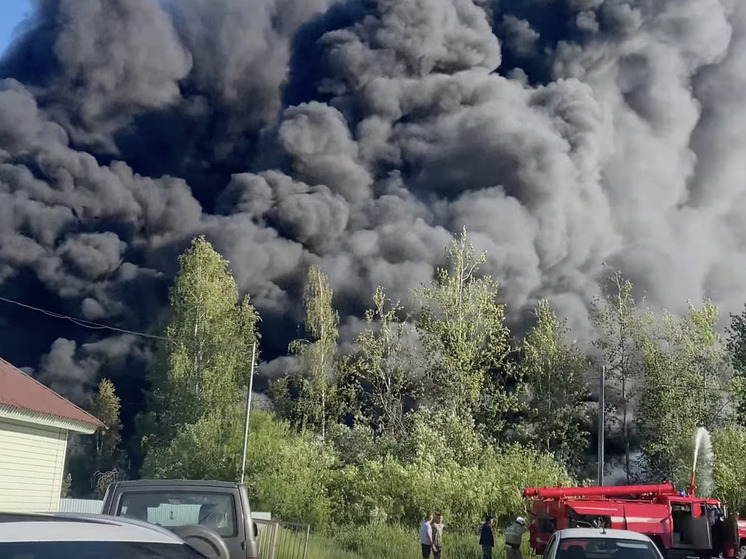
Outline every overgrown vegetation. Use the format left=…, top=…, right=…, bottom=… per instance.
left=64, top=229, right=746, bottom=548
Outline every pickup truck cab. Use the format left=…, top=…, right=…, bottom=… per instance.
left=102, top=479, right=259, bottom=559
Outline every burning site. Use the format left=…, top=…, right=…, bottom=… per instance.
left=1, top=0, right=746, bottom=556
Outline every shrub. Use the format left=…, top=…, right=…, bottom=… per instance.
left=327, top=441, right=570, bottom=529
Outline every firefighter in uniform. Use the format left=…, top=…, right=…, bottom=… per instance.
left=504, top=517, right=528, bottom=559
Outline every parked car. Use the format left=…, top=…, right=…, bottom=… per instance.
left=0, top=511, right=229, bottom=558
left=541, top=528, right=665, bottom=559
left=102, top=479, right=259, bottom=559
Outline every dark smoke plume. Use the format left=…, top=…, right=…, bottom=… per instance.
left=1, top=0, right=746, bottom=411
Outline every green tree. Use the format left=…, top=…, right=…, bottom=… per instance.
left=712, top=424, right=746, bottom=514
left=60, top=473, right=72, bottom=497
left=519, top=300, right=593, bottom=474
left=351, top=286, right=422, bottom=438
left=90, top=379, right=123, bottom=461
left=589, top=271, right=642, bottom=482
left=413, top=228, right=513, bottom=424
left=140, top=236, right=259, bottom=466
left=635, top=301, right=733, bottom=490
left=726, top=305, right=746, bottom=424
left=284, top=266, right=340, bottom=442
left=66, top=379, right=126, bottom=497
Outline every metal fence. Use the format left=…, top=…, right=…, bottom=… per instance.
left=59, top=498, right=103, bottom=514
left=255, top=519, right=310, bottom=559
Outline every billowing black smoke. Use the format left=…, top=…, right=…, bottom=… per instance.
left=1, top=0, right=746, bottom=424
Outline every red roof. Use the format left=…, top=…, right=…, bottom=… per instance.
left=0, top=356, right=105, bottom=430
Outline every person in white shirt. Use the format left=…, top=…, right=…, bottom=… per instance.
left=420, top=513, right=434, bottom=558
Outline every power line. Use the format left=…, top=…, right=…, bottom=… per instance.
left=0, top=295, right=171, bottom=343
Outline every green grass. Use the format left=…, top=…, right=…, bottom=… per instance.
left=304, top=533, right=362, bottom=559
left=314, top=523, right=538, bottom=559
left=258, top=522, right=539, bottom=559
left=258, top=523, right=360, bottom=559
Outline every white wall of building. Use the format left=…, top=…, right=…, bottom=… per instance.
left=0, top=418, right=68, bottom=513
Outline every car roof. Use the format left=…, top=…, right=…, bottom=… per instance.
left=112, top=479, right=240, bottom=489
left=0, top=512, right=183, bottom=544
left=555, top=528, right=655, bottom=542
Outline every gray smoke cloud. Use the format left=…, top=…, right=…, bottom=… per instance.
left=0, top=0, right=745, bottom=404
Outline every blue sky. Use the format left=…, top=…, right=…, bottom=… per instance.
left=0, top=0, right=32, bottom=57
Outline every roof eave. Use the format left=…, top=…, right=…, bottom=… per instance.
left=0, top=403, right=102, bottom=434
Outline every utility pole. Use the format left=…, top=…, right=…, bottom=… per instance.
left=597, top=366, right=605, bottom=487
left=240, top=342, right=257, bottom=485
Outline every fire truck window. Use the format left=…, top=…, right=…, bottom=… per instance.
left=539, top=519, right=557, bottom=534
left=671, top=502, right=692, bottom=538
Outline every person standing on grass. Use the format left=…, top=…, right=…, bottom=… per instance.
left=431, top=513, right=444, bottom=559
left=504, top=517, right=528, bottom=559
left=420, top=513, right=434, bottom=558
left=480, top=515, right=495, bottom=559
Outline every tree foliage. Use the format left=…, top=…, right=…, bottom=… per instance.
left=64, top=230, right=746, bottom=533
left=726, top=306, right=746, bottom=424
left=414, top=228, right=514, bottom=425
left=712, top=425, right=746, bottom=514
left=90, top=379, right=123, bottom=460
left=275, top=266, right=340, bottom=442
left=518, top=300, right=592, bottom=474
left=350, top=287, right=421, bottom=438
left=140, top=236, right=259, bottom=473
left=66, top=378, right=126, bottom=497
left=589, top=271, right=642, bottom=482
left=635, top=301, right=733, bottom=489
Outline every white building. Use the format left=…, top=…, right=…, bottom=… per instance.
left=0, top=356, right=104, bottom=513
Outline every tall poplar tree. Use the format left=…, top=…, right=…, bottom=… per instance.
left=287, top=266, right=340, bottom=442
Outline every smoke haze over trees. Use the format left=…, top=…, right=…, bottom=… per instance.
left=89, top=233, right=744, bottom=532
left=2, top=0, right=746, bottom=468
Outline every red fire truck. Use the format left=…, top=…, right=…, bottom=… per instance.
left=522, top=480, right=746, bottom=559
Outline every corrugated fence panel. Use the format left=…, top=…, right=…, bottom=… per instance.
left=59, top=498, right=103, bottom=514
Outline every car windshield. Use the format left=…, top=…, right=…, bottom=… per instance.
left=118, top=492, right=237, bottom=537
left=557, top=537, right=660, bottom=559
left=0, top=541, right=207, bottom=559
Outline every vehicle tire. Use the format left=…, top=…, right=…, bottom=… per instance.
left=737, top=546, right=746, bottom=559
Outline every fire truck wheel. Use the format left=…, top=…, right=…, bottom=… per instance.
left=737, top=546, right=746, bottom=559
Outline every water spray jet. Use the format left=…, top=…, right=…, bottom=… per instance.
left=690, top=426, right=714, bottom=498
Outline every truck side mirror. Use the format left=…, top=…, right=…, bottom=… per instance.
left=172, top=525, right=231, bottom=559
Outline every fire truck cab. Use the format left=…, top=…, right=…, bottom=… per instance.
left=523, top=483, right=746, bottom=559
